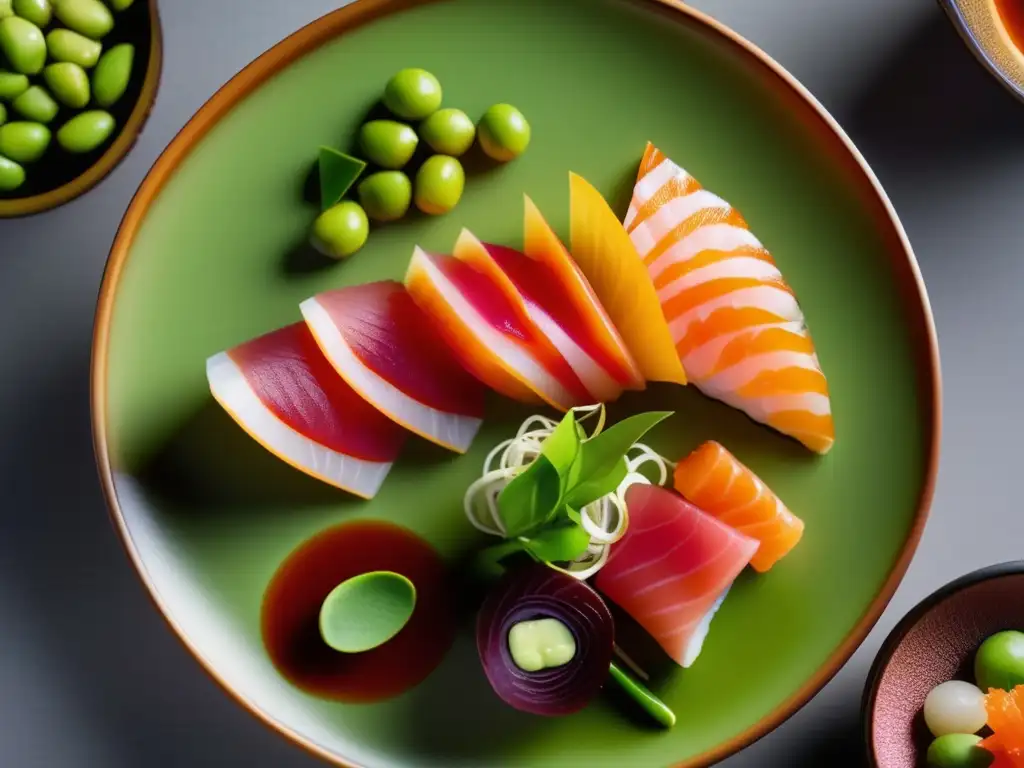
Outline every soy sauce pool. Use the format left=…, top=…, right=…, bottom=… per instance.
left=262, top=520, right=456, bottom=703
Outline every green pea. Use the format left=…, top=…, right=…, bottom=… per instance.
left=477, top=103, right=531, bottom=162
left=0, top=70, right=29, bottom=100
left=46, top=29, right=102, bottom=67
left=358, top=171, right=411, bottom=222
left=359, top=119, right=418, bottom=170
left=12, top=85, right=57, bottom=123
left=310, top=201, right=369, bottom=259
left=53, top=0, right=113, bottom=39
left=0, top=16, right=46, bottom=75
left=91, top=43, right=132, bottom=107
left=44, top=62, right=89, bottom=108
left=56, top=109, right=113, bottom=153
left=0, top=0, right=12, bottom=18
left=383, top=68, right=442, bottom=121
left=414, top=155, right=464, bottom=215
left=926, top=734, right=993, bottom=768
left=976, top=630, right=1024, bottom=693
left=0, top=121, right=50, bottom=162
left=419, top=108, right=475, bottom=157
left=12, top=0, right=51, bottom=26
left=0, top=154, right=25, bottom=190
left=106, top=0, right=133, bottom=9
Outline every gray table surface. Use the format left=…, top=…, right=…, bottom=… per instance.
left=1, top=0, right=1019, bottom=765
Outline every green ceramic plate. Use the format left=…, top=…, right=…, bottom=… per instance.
left=92, top=0, right=940, bottom=766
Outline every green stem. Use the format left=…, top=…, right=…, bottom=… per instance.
left=472, top=539, right=527, bottom=583
left=608, top=661, right=676, bottom=729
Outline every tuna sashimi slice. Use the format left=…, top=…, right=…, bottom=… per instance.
left=207, top=323, right=407, bottom=498
left=596, top=484, right=758, bottom=668
left=405, top=244, right=589, bottom=410
left=452, top=229, right=617, bottom=403
left=627, top=142, right=834, bottom=454
left=301, top=281, right=485, bottom=453
left=674, top=441, right=804, bottom=573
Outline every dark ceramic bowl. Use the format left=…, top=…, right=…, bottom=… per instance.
left=863, top=562, right=1024, bottom=767
left=937, top=0, right=1024, bottom=103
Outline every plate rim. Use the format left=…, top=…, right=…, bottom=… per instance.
left=89, top=0, right=943, bottom=765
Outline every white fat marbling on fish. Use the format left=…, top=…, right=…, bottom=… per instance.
left=206, top=352, right=393, bottom=498
left=667, top=285, right=804, bottom=344
left=655, top=257, right=784, bottom=303
left=682, top=322, right=804, bottom=380
left=300, top=298, right=482, bottom=454
left=409, top=248, right=579, bottom=410
left=697, top=350, right=822, bottom=396
left=645, top=225, right=764, bottom=283
left=624, top=157, right=688, bottom=228
left=630, top=190, right=731, bottom=258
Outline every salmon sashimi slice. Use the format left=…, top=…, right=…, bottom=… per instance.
left=568, top=172, right=688, bottom=386
left=673, top=441, right=804, bottom=572
left=626, top=142, right=835, bottom=454
left=207, top=322, right=407, bottom=498
left=300, top=281, right=485, bottom=453
left=453, top=228, right=623, bottom=403
left=596, top=484, right=758, bottom=668
left=523, top=196, right=644, bottom=391
left=405, top=245, right=587, bottom=410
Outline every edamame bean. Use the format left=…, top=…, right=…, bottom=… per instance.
left=106, top=0, right=133, bottom=9
left=13, top=85, right=57, bottom=123
left=310, top=201, right=369, bottom=259
left=0, top=16, right=46, bottom=75
left=926, top=734, right=992, bottom=768
left=0, top=121, right=50, bottom=162
left=414, top=155, right=464, bottom=215
left=44, top=62, right=89, bottom=108
left=419, top=108, right=474, bottom=157
left=92, top=42, right=132, bottom=107
left=53, top=0, right=113, bottom=39
left=358, top=171, right=411, bottom=222
left=383, top=68, right=442, bottom=121
left=46, top=28, right=102, bottom=67
left=56, top=109, right=113, bottom=152
left=477, top=103, right=531, bottom=162
left=0, top=70, right=27, bottom=100
left=12, top=0, right=50, bottom=26
left=359, top=119, right=418, bottom=169
left=0, top=154, right=25, bottom=190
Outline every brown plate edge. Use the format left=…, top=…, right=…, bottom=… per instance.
left=0, top=0, right=165, bottom=219
left=88, top=1, right=943, bottom=767
left=861, top=561, right=1024, bottom=767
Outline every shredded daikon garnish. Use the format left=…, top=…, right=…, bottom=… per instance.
left=464, top=404, right=673, bottom=580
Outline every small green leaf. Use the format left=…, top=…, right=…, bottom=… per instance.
left=540, top=411, right=581, bottom=490
left=498, top=453, right=562, bottom=537
left=318, top=571, right=416, bottom=653
left=523, top=523, right=591, bottom=563
left=565, top=411, right=672, bottom=507
left=566, top=457, right=628, bottom=508
left=319, top=147, right=366, bottom=211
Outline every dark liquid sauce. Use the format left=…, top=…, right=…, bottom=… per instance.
left=262, top=521, right=455, bottom=703
left=997, top=0, right=1024, bottom=52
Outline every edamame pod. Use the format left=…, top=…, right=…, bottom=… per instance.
left=56, top=109, right=113, bottom=153
left=92, top=42, right=132, bottom=107
left=0, top=16, right=46, bottom=75
left=0, top=154, right=25, bottom=191
left=44, top=62, right=90, bottom=108
left=0, top=121, right=50, bottom=162
left=53, top=0, right=113, bottom=39
left=12, top=85, right=58, bottom=123
left=46, top=28, right=102, bottom=67
left=12, top=0, right=51, bottom=26
left=0, top=70, right=28, bottom=100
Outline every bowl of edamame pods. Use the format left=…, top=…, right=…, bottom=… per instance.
left=0, top=0, right=161, bottom=217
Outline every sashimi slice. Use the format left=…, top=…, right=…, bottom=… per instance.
left=405, top=246, right=587, bottom=410
left=627, top=142, right=834, bottom=454
left=207, top=322, right=407, bottom=498
left=982, top=687, right=1024, bottom=766
left=568, top=172, right=688, bottom=386
left=300, top=281, right=485, bottom=453
left=673, top=441, right=804, bottom=572
left=452, top=229, right=619, bottom=403
left=596, top=484, right=758, bottom=668
left=523, top=196, right=644, bottom=391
